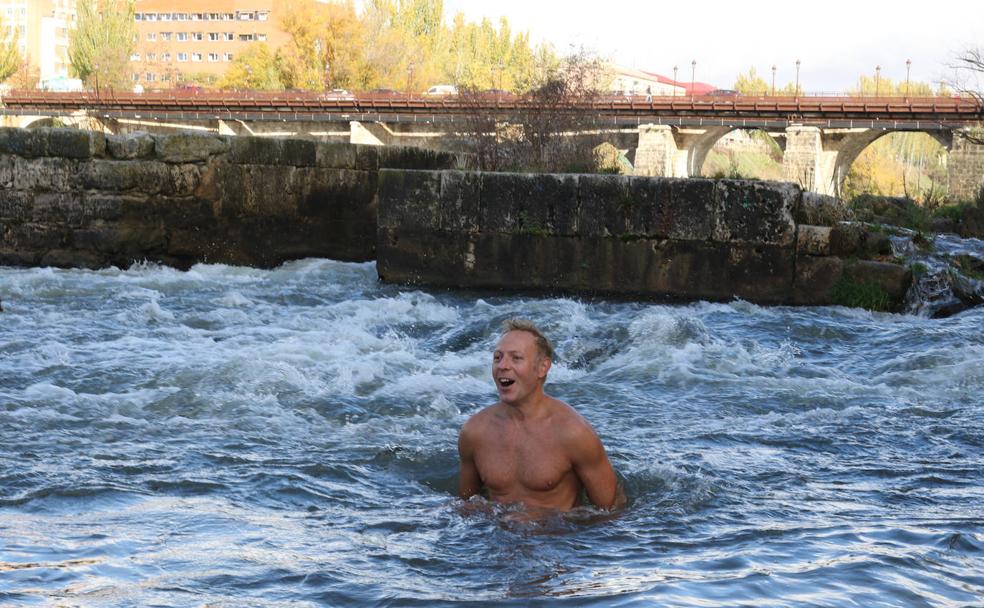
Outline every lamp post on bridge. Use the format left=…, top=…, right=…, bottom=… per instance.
left=875, top=65, right=881, bottom=98
left=673, top=65, right=678, bottom=97
left=691, top=60, right=696, bottom=99
left=795, top=59, right=800, bottom=99
left=905, top=59, right=912, bottom=100
left=771, top=64, right=776, bottom=96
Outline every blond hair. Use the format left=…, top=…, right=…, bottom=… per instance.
left=502, top=318, right=555, bottom=361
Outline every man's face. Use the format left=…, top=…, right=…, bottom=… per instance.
left=492, top=330, right=550, bottom=406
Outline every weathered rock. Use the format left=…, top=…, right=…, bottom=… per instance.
left=82, top=193, right=149, bottom=221
left=482, top=172, right=578, bottom=235
left=80, top=159, right=170, bottom=193
left=793, top=256, right=844, bottom=305
left=156, top=133, right=229, bottom=163
left=797, top=225, right=832, bottom=256
left=316, top=143, right=358, bottom=169
left=0, top=128, right=46, bottom=157
left=13, top=157, right=79, bottom=191
left=829, top=222, right=865, bottom=256
left=438, top=171, right=482, bottom=233
left=633, top=176, right=716, bottom=240
left=798, top=191, right=851, bottom=226
left=228, top=136, right=317, bottom=166
left=107, top=132, right=156, bottom=160
left=0, top=190, right=33, bottom=221
left=715, top=179, right=798, bottom=246
left=32, top=193, right=83, bottom=225
left=47, top=128, right=105, bottom=159
left=377, top=169, right=442, bottom=230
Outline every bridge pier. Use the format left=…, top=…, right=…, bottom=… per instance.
left=949, top=129, right=984, bottom=201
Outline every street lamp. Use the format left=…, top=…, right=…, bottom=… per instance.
left=905, top=59, right=912, bottom=100
left=691, top=59, right=696, bottom=99
left=673, top=65, right=678, bottom=97
left=771, top=64, right=776, bottom=96
left=406, top=63, right=414, bottom=99
left=795, top=59, right=800, bottom=99
left=875, top=65, right=881, bottom=97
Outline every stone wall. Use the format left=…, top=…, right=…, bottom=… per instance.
left=948, top=130, right=984, bottom=202
left=0, top=127, right=461, bottom=269
left=377, top=171, right=912, bottom=309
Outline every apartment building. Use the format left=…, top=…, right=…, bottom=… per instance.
left=131, top=0, right=291, bottom=87
left=0, top=0, right=76, bottom=84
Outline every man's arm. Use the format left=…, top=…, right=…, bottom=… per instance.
left=569, top=424, right=623, bottom=510
left=457, top=423, right=483, bottom=500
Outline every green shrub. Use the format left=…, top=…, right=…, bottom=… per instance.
left=830, top=276, right=894, bottom=312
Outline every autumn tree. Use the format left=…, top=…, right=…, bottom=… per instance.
left=278, top=0, right=363, bottom=91
left=0, top=15, right=21, bottom=83
left=68, top=0, right=136, bottom=92
left=219, top=43, right=283, bottom=90
left=951, top=48, right=984, bottom=145
left=732, top=67, right=801, bottom=96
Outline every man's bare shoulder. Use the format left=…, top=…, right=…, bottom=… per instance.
left=544, top=398, right=601, bottom=446
left=460, top=403, right=506, bottom=435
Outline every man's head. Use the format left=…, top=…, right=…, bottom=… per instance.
left=492, top=319, right=554, bottom=406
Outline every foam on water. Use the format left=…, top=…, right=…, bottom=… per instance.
left=2, top=259, right=983, bottom=605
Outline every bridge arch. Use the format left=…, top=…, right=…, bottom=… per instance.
left=690, top=126, right=786, bottom=179
left=827, top=129, right=952, bottom=198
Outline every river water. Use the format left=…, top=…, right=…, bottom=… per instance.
left=1, top=255, right=983, bottom=606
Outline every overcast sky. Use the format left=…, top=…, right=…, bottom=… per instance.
left=442, top=0, right=983, bottom=92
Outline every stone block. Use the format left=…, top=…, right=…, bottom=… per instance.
left=377, top=169, right=442, bottom=230
left=714, top=179, right=798, bottom=245
left=797, top=191, right=849, bottom=226
left=163, top=164, right=202, bottom=196
left=378, top=145, right=462, bottom=170
left=155, top=133, right=229, bottom=163
left=479, top=172, right=578, bottom=235
left=632, top=176, right=717, bottom=240
left=578, top=174, right=634, bottom=237
left=10, top=222, right=66, bottom=250
left=82, top=194, right=148, bottom=221
left=296, top=167, right=375, bottom=222
left=842, top=260, right=912, bottom=304
left=155, top=197, right=215, bottom=229
left=39, top=249, right=106, bottom=269
left=33, top=192, right=83, bottom=225
left=13, top=157, right=79, bottom=191
left=47, top=128, right=105, bottom=159
left=80, top=159, right=170, bottom=193
left=315, top=142, right=358, bottom=170
left=796, top=225, right=832, bottom=256
left=0, top=190, right=32, bottom=221
left=793, top=255, right=844, bottom=305
left=240, top=164, right=299, bottom=216
left=0, top=155, right=13, bottom=187
left=228, top=136, right=316, bottom=166
left=439, top=171, right=482, bottom=233
left=829, top=222, right=865, bottom=256
left=107, top=132, right=156, bottom=159
left=0, top=128, right=45, bottom=157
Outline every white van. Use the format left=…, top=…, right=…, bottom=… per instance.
left=423, top=84, right=458, bottom=97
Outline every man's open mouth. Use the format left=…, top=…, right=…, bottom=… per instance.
left=498, top=378, right=515, bottom=387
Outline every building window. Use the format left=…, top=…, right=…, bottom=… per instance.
left=177, top=52, right=188, bottom=62
left=176, top=13, right=187, bottom=21
left=176, top=32, right=187, bottom=41
left=208, top=32, right=219, bottom=41
left=191, top=32, right=203, bottom=41
left=130, top=52, right=140, bottom=61
left=223, top=32, right=234, bottom=41
left=161, top=32, right=171, bottom=40
left=239, top=33, right=254, bottom=41
left=145, top=13, right=157, bottom=21
left=192, top=13, right=203, bottom=20
left=257, top=33, right=267, bottom=41
left=207, top=53, right=218, bottom=62
left=160, top=12, right=171, bottom=21
left=135, top=13, right=143, bottom=21
left=161, top=73, right=171, bottom=81
left=147, top=53, right=156, bottom=61
left=224, top=53, right=233, bottom=62
left=209, top=13, right=220, bottom=20
left=145, top=72, right=156, bottom=82
left=191, top=53, right=202, bottom=62
left=162, top=52, right=171, bottom=61
left=146, top=32, right=156, bottom=41
left=237, top=11, right=254, bottom=20
left=132, top=73, right=139, bottom=81
left=258, top=11, right=269, bottom=21
left=223, top=13, right=234, bottom=20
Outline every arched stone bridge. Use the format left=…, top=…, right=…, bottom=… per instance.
left=3, top=92, right=982, bottom=199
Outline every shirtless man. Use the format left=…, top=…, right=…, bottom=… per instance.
left=457, top=319, right=623, bottom=512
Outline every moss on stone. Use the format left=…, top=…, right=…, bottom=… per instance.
left=830, top=276, right=894, bottom=312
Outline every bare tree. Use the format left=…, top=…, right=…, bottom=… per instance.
left=952, top=48, right=984, bottom=144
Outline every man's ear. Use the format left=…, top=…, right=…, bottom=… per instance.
left=538, top=356, right=552, bottom=379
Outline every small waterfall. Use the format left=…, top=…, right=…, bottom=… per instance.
left=895, top=231, right=984, bottom=317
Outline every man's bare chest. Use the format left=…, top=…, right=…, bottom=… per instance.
left=474, top=428, right=572, bottom=493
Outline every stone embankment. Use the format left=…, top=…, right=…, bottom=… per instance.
left=0, top=127, right=460, bottom=268
left=0, top=127, right=913, bottom=310
left=377, top=173, right=911, bottom=310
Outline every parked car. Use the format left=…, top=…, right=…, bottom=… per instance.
left=423, top=84, right=458, bottom=97
left=321, top=88, right=354, bottom=100
left=708, top=89, right=740, bottom=97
